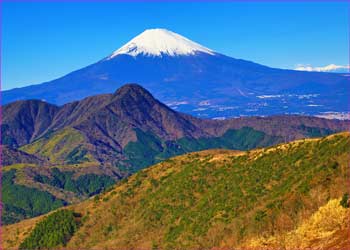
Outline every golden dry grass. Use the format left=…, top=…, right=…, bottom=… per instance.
left=242, top=198, right=350, bottom=250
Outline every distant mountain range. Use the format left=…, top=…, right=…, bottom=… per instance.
left=2, top=84, right=350, bottom=225
left=3, top=29, right=349, bottom=118
left=4, top=84, right=349, bottom=170
left=294, top=64, right=350, bottom=73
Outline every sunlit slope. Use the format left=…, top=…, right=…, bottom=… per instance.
left=242, top=197, right=350, bottom=250
left=20, top=127, right=96, bottom=165
left=4, top=132, right=350, bottom=249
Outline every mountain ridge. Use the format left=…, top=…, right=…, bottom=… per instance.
left=3, top=29, right=349, bottom=118
left=4, top=84, right=349, bottom=150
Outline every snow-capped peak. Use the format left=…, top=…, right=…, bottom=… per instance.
left=108, top=28, right=215, bottom=58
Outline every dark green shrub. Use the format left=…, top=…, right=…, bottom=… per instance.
left=94, top=194, right=100, bottom=203
left=340, top=193, right=349, bottom=208
left=150, top=178, right=159, bottom=188
left=19, top=209, right=80, bottom=249
left=254, top=210, right=267, bottom=222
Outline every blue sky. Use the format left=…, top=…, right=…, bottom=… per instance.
left=2, top=1, right=349, bottom=90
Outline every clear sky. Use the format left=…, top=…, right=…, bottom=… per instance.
left=2, top=1, right=349, bottom=90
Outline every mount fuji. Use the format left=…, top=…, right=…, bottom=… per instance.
left=108, top=28, right=215, bottom=57
left=3, top=28, right=349, bottom=118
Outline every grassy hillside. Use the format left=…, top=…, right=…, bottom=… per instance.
left=20, top=128, right=96, bottom=165
left=242, top=196, right=350, bottom=249
left=4, top=132, right=350, bottom=249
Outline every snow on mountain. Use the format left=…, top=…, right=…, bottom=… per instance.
left=108, top=28, right=215, bottom=58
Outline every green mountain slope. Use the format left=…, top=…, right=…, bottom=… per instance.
left=2, top=126, right=279, bottom=225
left=2, top=164, right=115, bottom=225
left=4, top=132, right=350, bottom=249
left=123, top=127, right=281, bottom=171
left=2, top=169, right=66, bottom=225
left=20, top=127, right=95, bottom=165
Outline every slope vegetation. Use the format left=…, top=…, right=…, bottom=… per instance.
left=20, top=127, right=96, bottom=165
left=4, top=132, right=350, bottom=249
left=242, top=197, right=350, bottom=250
